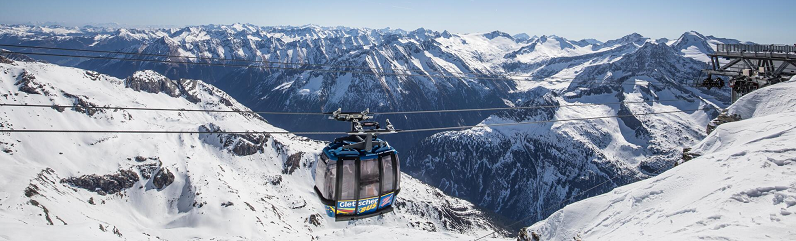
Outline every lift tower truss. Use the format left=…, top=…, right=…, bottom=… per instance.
left=701, top=44, right=796, bottom=102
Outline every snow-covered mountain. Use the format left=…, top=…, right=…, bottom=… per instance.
left=0, top=57, right=507, bottom=240
left=0, top=24, right=746, bottom=229
left=670, top=31, right=716, bottom=62
left=405, top=41, right=729, bottom=226
left=523, top=77, right=796, bottom=240
left=669, top=31, right=756, bottom=63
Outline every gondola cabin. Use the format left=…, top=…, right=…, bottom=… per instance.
left=314, top=109, right=400, bottom=221
left=314, top=135, right=400, bottom=221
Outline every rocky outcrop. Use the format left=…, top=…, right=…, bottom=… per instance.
left=125, top=70, right=181, bottom=97
left=28, top=199, right=53, bottom=225
left=61, top=170, right=139, bottom=195
left=15, top=70, right=48, bottom=95
left=62, top=92, right=102, bottom=116
left=134, top=156, right=161, bottom=179
left=83, top=71, right=102, bottom=81
left=152, top=168, right=175, bottom=189
left=706, top=109, right=741, bottom=134
left=306, top=214, right=322, bottom=227
left=681, top=147, right=700, bottom=163
left=124, top=70, right=203, bottom=103
left=131, top=157, right=174, bottom=190
left=24, top=184, right=40, bottom=197
left=0, top=55, right=14, bottom=64
left=516, top=227, right=540, bottom=241
left=0, top=51, right=38, bottom=62
left=230, top=134, right=267, bottom=156
left=282, top=152, right=304, bottom=175
left=199, top=123, right=269, bottom=156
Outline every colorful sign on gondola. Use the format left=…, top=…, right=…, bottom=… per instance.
left=379, top=192, right=394, bottom=208
left=331, top=192, right=396, bottom=217
left=325, top=205, right=336, bottom=217
left=357, top=196, right=379, bottom=214
left=336, top=200, right=356, bottom=214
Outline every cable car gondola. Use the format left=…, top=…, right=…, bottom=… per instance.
left=314, top=109, right=401, bottom=221
left=700, top=75, right=725, bottom=90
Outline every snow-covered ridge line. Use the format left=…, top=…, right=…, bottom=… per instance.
left=522, top=79, right=796, bottom=241
left=0, top=58, right=506, bottom=240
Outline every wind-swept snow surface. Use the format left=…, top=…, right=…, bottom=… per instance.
left=523, top=80, right=796, bottom=240
left=0, top=59, right=505, bottom=240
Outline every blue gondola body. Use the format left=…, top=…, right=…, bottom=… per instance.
left=314, top=135, right=400, bottom=221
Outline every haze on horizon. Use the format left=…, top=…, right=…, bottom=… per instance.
left=1, top=0, right=794, bottom=44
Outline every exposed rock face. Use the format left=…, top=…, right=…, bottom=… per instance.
left=282, top=152, right=303, bottom=174
left=0, top=55, right=13, bottom=64
left=125, top=70, right=181, bottom=97
left=123, top=70, right=203, bottom=103
left=134, top=156, right=161, bottom=179
left=131, top=157, right=174, bottom=190
left=706, top=109, right=741, bottom=134
left=28, top=199, right=53, bottom=225
left=230, top=134, right=267, bottom=156
left=15, top=70, right=44, bottom=95
left=0, top=51, right=39, bottom=62
left=24, top=184, right=40, bottom=197
left=306, top=214, right=322, bottom=227
left=84, top=70, right=101, bottom=81
left=61, top=170, right=139, bottom=195
left=62, top=92, right=101, bottom=116
left=199, top=123, right=269, bottom=156
left=516, top=227, right=540, bottom=241
left=681, top=147, right=700, bottom=163
left=152, top=168, right=175, bottom=189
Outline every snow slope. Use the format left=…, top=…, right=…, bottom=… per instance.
left=0, top=58, right=505, bottom=240
left=522, top=79, right=796, bottom=240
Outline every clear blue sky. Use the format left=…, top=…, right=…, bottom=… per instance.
left=1, top=0, right=793, bottom=43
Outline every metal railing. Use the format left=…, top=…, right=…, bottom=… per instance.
left=716, top=44, right=796, bottom=54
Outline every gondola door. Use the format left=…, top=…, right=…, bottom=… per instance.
left=335, top=158, right=357, bottom=215
left=357, top=156, right=380, bottom=215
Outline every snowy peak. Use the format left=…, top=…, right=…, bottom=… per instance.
left=482, top=30, right=515, bottom=41
left=601, top=32, right=648, bottom=48
left=536, top=35, right=576, bottom=49
left=409, top=27, right=440, bottom=40
left=570, top=38, right=603, bottom=47
left=505, top=35, right=592, bottom=60
left=572, top=41, right=709, bottom=89
left=671, top=31, right=714, bottom=62
left=512, top=33, right=532, bottom=42
left=670, top=31, right=753, bottom=62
